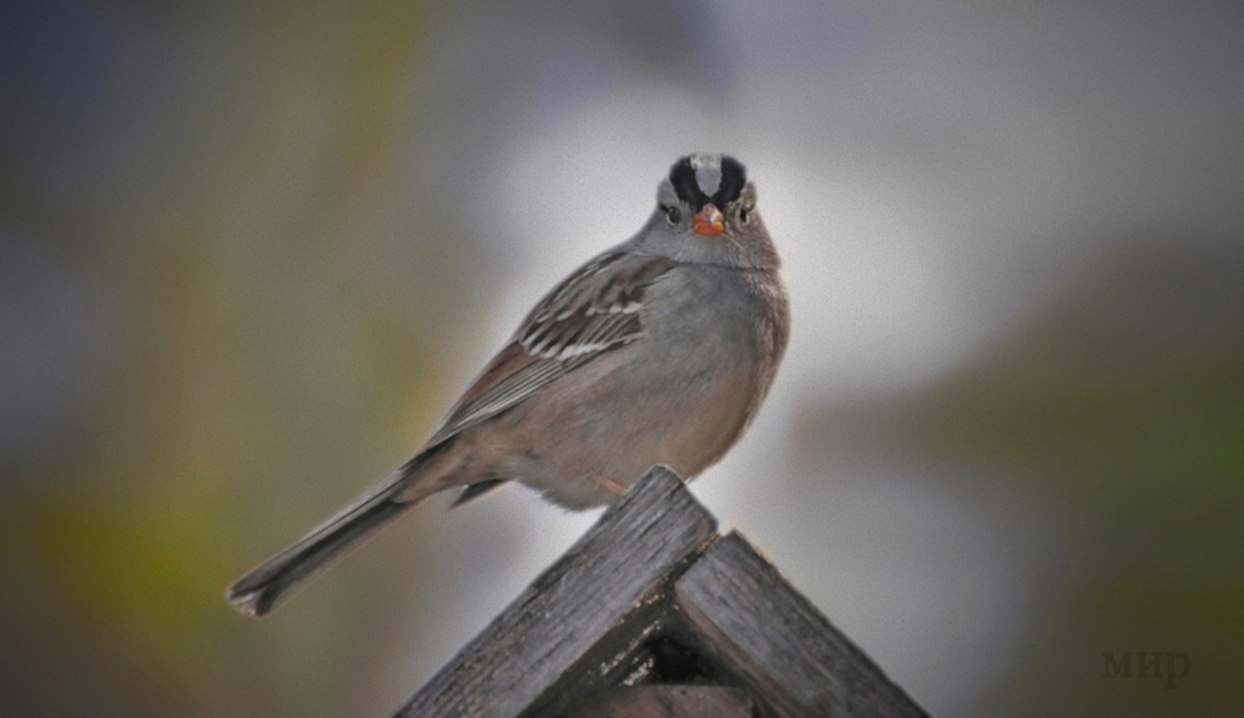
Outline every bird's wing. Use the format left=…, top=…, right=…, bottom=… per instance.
left=427, top=251, right=676, bottom=445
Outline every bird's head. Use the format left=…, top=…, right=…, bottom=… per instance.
left=641, top=153, right=779, bottom=270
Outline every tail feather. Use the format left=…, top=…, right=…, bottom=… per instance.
left=226, top=444, right=450, bottom=617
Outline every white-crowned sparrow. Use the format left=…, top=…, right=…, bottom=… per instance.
left=227, top=153, right=789, bottom=616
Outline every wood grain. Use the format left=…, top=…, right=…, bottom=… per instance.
left=568, top=685, right=754, bottom=718
left=673, top=532, right=928, bottom=718
left=395, top=465, right=717, bottom=718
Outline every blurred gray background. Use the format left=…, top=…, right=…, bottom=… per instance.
left=1, top=1, right=1240, bottom=716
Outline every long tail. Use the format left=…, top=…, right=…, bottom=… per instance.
left=225, top=444, right=449, bottom=618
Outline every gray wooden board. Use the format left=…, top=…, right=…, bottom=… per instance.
left=514, top=607, right=747, bottom=717
left=673, top=532, right=929, bottom=718
left=569, top=685, right=754, bottom=717
left=395, top=465, right=717, bottom=718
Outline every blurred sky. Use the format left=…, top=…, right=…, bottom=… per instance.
left=1, top=1, right=1241, bottom=716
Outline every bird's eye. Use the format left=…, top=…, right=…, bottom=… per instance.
left=738, top=207, right=750, bottom=225
left=664, top=205, right=681, bottom=225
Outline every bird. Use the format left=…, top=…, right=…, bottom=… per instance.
left=226, top=153, right=790, bottom=617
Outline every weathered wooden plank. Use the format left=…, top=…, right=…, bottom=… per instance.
left=673, top=532, right=929, bottom=718
left=396, top=465, right=717, bottom=718
left=514, top=612, right=743, bottom=717
left=568, top=685, right=754, bottom=718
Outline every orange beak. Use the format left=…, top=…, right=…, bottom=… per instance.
left=692, top=203, right=725, bottom=236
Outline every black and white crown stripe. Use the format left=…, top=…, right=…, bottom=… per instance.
left=668, top=154, right=747, bottom=211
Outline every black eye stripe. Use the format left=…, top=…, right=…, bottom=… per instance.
left=668, top=155, right=747, bottom=210
left=712, top=156, right=747, bottom=209
left=668, top=157, right=705, bottom=208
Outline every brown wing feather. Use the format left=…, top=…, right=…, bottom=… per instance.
left=426, top=252, right=675, bottom=446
